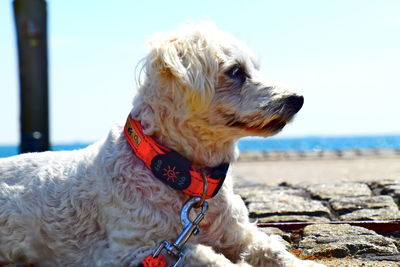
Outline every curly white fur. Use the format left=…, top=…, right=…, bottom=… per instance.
left=0, top=23, right=324, bottom=267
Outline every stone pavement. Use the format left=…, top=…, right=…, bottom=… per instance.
left=234, top=179, right=400, bottom=266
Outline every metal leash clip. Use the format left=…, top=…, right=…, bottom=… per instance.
left=152, top=197, right=209, bottom=267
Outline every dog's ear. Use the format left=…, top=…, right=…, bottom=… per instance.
left=146, top=35, right=218, bottom=112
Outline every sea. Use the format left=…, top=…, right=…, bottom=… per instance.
left=1, top=135, right=400, bottom=158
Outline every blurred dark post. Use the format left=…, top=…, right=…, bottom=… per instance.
left=13, top=0, right=50, bottom=153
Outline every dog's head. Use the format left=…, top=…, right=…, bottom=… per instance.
left=136, top=23, right=303, bottom=141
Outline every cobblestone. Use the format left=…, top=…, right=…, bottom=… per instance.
left=298, top=224, right=399, bottom=258
left=235, top=179, right=400, bottom=265
left=302, top=182, right=372, bottom=200
left=330, top=195, right=400, bottom=221
left=370, top=180, right=400, bottom=205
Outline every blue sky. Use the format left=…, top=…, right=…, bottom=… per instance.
left=1, top=0, right=400, bottom=144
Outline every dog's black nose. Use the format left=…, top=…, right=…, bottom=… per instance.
left=285, top=95, right=304, bottom=113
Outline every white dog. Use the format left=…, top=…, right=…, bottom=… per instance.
left=0, top=24, right=324, bottom=267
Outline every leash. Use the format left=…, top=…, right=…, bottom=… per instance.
left=124, top=115, right=229, bottom=266
left=147, top=197, right=208, bottom=267
left=139, top=175, right=209, bottom=267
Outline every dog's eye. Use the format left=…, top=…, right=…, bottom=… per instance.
left=226, top=64, right=248, bottom=84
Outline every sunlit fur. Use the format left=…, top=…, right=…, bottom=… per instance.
left=0, top=24, right=324, bottom=266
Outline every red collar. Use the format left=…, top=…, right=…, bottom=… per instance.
left=124, top=115, right=229, bottom=199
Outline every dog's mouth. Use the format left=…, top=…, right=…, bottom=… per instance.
left=221, top=95, right=303, bottom=134
left=231, top=118, right=287, bottom=133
